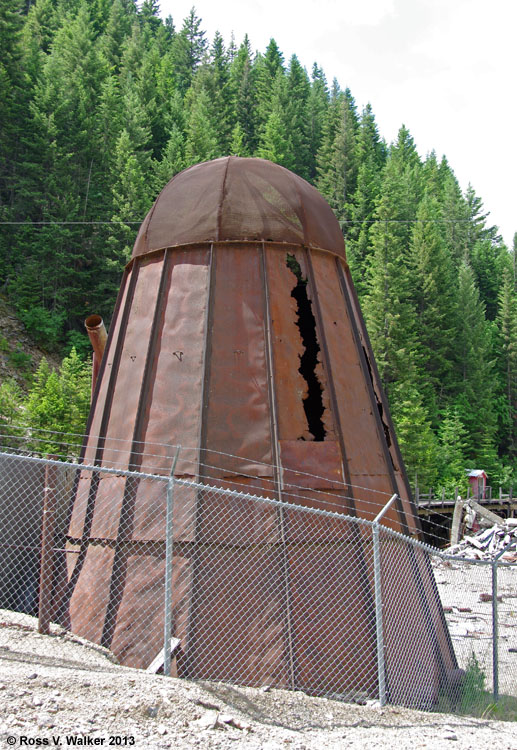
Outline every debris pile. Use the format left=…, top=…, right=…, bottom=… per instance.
left=447, top=517, right=517, bottom=560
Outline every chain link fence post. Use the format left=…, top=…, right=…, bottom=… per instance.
left=163, top=446, right=181, bottom=677
left=372, top=493, right=398, bottom=707
left=491, top=538, right=514, bottom=702
left=38, top=456, right=59, bottom=635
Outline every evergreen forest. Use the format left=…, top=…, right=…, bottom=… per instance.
left=0, top=0, right=516, bottom=494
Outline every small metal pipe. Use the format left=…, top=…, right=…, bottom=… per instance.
left=85, top=314, right=108, bottom=397
left=373, top=494, right=398, bottom=524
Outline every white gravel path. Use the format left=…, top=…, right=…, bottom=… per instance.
left=0, top=611, right=516, bottom=750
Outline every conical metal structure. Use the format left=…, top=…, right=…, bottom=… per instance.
left=64, top=157, right=457, bottom=703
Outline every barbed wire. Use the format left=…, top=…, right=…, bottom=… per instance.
left=0, top=218, right=489, bottom=226
left=0, top=427, right=475, bottom=544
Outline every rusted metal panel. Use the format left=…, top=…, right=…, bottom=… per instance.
left=88, top=475, right=126, bottom=540
left=279, top=440, right=343, bottom=490
left=130, top=479, right=197, bottom=543
left=202, top=245, right=273, bottom=478
left=195, top=489, right=280, bottom=545
left=265, top=246, right=310, bottom=441
left=68, top=543, right=115, bottom=644
left=183, top=547, right=289, bottom=686
left=101, top=255, right=163, bottom=470
left=288, top=544, right=378, bottom=695
left=141, top=248, right=211, bottom=477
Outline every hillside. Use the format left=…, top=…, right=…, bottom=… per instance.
left=0, top=295, right=61, bottom=391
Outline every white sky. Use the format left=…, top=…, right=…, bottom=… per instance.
left=160, top=0, right=517, bottom=248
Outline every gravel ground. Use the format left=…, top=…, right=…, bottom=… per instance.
left=1, top=611, right=516, bottom=750
left=433, top=558, right=517, bottom=696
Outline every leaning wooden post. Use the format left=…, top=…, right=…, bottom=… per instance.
left=450, top=495, right=464, bottom=546
left=38, top=457, right=59, bottom=635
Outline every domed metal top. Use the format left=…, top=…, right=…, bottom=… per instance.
left=132, top=156, right=346, bottom=261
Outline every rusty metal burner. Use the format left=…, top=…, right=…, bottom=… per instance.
left=64, top=157, right=457, bottom=703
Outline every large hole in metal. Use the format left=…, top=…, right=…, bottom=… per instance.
left=287, top=255, right=326, bottom=441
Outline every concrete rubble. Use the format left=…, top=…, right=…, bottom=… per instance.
left=447, top=513, right=517, bottom=561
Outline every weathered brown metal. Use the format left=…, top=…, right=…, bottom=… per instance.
left=65, top=157, right=457, bottom=703
left=85, top=314, right=107, bottom=397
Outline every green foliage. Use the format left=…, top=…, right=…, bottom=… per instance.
left=460, top=652, right=487, bottom=715
left=436, top=408, right=469, bottom=495
left=8, top=348, right=33, bottom=372
left=18, top=306, right=66, bottom=350
left=1, top=2, right=515, bottom=490
left=24, top=348, right=91, bottom=457
left=0, top=378, right=24, bottom=448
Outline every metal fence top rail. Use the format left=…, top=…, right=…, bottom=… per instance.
left=2, top=449, right=515, bottom=566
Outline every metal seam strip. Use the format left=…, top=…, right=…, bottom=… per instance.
left=304, top=248, right=379, bottom=690
left=260, top=242, right=297, bottom=690
left=334, top=257, right=409, bottom=533
left=184, top=243, right=216, bottom=678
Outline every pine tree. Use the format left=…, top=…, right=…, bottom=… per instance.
left=392, top=386, right=438, bottom=491
left=316, top=84, right=359, bottom=229
left=255, top=38, right=284, bottom=134
left=170, top=7, right=207, bottom=95
left=362, top=127, right=422, bottom=398
left=98, top=0, right=135, bottom=72
left=155, top=124, right=184, bottom=188
left=409, top=193, right=456, bottom=420
left=346, top=103, right=386, bottom=293
left=452, top=258, right=498, bottom=462
left=305, top=63, right=328, bottom=181
left=285, top=55, right=311, bottom=179
left=139, top=0, right=161, bottom=36
left=436, top=408, right=469, bottom=494
left=183, top=87, right=220, bottom=167
left=229, top=36, right=258, bottom=155
left=109, top=127, right=154, bottom=261
left=496, top=269, right=517, bottom=461
left=24, top=351, right=91, bottom=457
left=257, top=71, right=293, bottom=169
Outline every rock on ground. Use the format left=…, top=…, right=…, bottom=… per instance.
left=0, top=611, right=515, bottom=750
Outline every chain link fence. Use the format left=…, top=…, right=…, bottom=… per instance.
left=0, top=451, right=515, bottom=717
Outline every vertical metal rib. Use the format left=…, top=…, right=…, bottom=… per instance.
left=260, top=242, right=297, bottom=690
left=335, top=258, right=409, bottom=533
left=101, top=250, right=172, bottom=649
left=304, top=248, right=378, bottom=688
left=183, top=244, right=216, bottom=678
